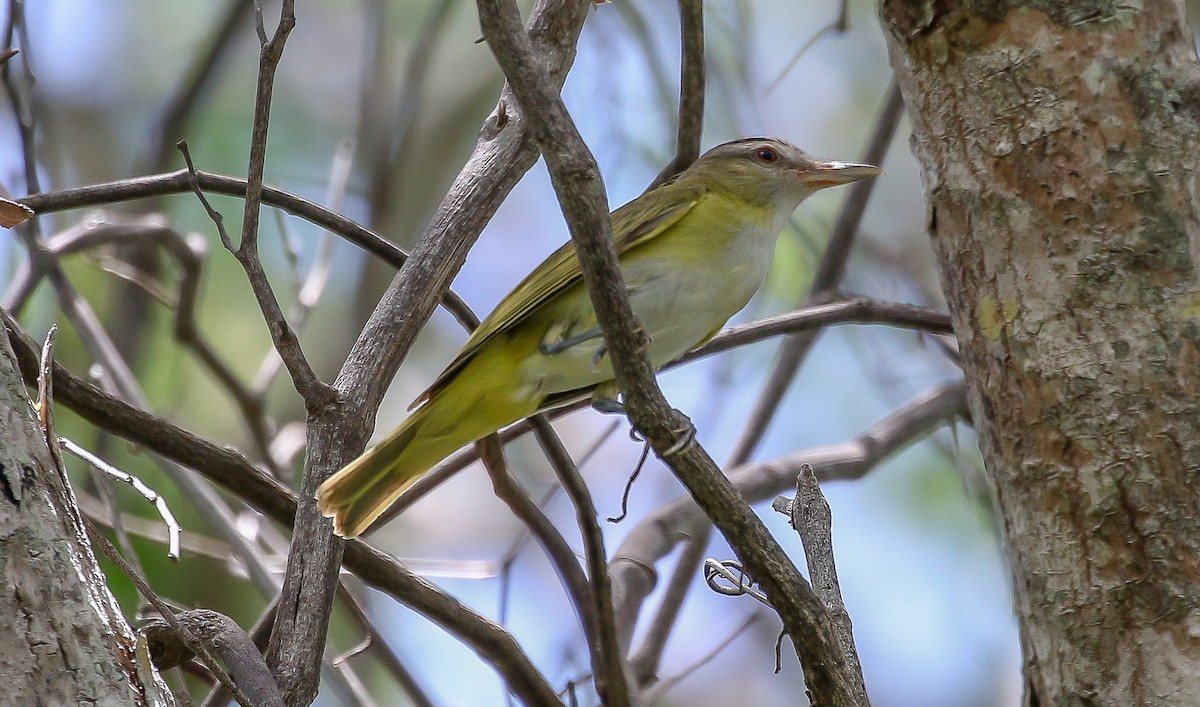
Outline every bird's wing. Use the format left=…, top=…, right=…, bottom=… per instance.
left=409, top=184, right=705, bottom=408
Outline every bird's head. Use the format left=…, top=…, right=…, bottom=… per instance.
left=680, top=137, right=882, bottom=210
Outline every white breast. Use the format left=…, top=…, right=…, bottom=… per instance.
left=517, top=216, right=782, bottom=399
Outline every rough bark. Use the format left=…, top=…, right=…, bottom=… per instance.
left=879, top=1, right=1200, bottom=703
left=0, top=326, right=170, bottom=705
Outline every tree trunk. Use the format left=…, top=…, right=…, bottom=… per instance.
left=0, top=327, right=170, bottom=706
left=879, top=1, right=1200, bottom=703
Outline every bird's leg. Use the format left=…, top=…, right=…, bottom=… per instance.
left=592, top=380, right=695, bottom=456
left=590, top=341, right=608, bottom=372
left=539, top=324, right=603, bottom=356
left=590, top=381, right=625, bottom=415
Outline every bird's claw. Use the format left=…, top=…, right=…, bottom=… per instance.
left=662, top=410, right=696, bottom=456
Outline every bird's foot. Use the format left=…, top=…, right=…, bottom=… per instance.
left=662, top=410, right=696, bottom=457
left=590, top=382, right=625, bottom=415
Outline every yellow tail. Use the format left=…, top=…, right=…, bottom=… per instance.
left=316, top=362, right=538, bottom=537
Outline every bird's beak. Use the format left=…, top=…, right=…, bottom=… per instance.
left=803, top=161, right=883, bottom=188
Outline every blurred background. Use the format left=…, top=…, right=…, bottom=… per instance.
left=2, top=0, right=1021, bottom=705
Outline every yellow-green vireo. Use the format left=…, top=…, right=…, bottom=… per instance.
left=318, top=137, right=881, bottom=537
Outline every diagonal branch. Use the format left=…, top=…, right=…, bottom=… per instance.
left=727, top=81, right=905, bottom=465
left=529, top=418, right=632, bottom=706
left=270, top=0, right=592, bottom=702
left=475, top=0, right=858, bottom=700
left=1, top=310, right=562, bottom=706
left=609, top=381, right=969, bottom=671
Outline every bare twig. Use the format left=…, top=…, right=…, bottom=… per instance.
left=530, top=418, right=632, bottom=706
left=683, top=297, right=951, bottom=362
left=10, top=214, right=282, bottom=471
left=495, top=420, right=620, bottom=634
left=253, top=138, right=355, bottom=394
left=648, top=0, right=705, bottom=189
left=60, top=437, right=182, bottom=560
left=78, top=491, right=231, bottom=560
left=773, top=464, right=868, bottom=704
left=142, top=609, right=285, bottom=707
left=15, top=169, right=476, bottom=329
left=641, top=613, right=762, bottom=703
left=89, top=531, right=263, bottom=707
left=626, top=532, right=708, bottom=680
left=179, top=140, right=332, bottom=411
left=333, top=584, right=436, bottom=707
left=609, top=382, right=969, bottom=661
left=475, top=435, right=600, bottom=660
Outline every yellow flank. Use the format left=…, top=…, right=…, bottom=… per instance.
left=316, top=137, right=882, bottom=537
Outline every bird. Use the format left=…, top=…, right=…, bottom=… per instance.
left=317, top=137, right=881, bottom=537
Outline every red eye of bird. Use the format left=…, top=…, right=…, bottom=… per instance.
left=754, top=146, right=779, bottom=164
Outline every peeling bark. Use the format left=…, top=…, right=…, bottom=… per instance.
left=880, top=1, right=1200, bottom=703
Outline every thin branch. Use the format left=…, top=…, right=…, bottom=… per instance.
left=774, top=464, right=868, bottom=704
left=682, top=296, right=952, bottom=362
left=141, top=609, right=285, bottom=707
left=18, top=214, right=282, bottom=470
left=626, top=532, right=708, bottom=681
left=641, top=613, right=761, bottom=703
left=89, top=530, right=264, bottom=707
left=530, top=418, right=632, bottom=707
left=496, top=420, right=620, bottom=630
left=609, top=382, right=969, bottom=664
left=15, top=169, right=479, bottom=329
left=648, top=0, right=705, bottom=189
left=727, top=81, right=905, bottom=467
left=181, top=146, right=331, bottom=412
left=32, top=256, right=290, bottom=601
left=345, top=542, right=565, bottom=706
left=333, top=584, right=436, bottom=707
left=60, top=437, right=182, bottom=560
left=253, top=137, right=356, bottom=396
left=474, top=434, right=602, bottom=664
left=78, top=490, right=231, bottom=560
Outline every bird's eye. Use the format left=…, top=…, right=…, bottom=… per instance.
left=754, top=147, right=779, bottom=164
